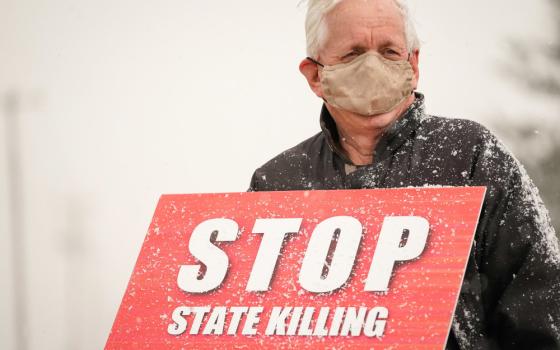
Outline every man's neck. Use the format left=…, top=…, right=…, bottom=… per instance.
left=329, top=94, right=415, bottom=165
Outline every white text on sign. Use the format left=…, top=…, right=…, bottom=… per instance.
left=176, top=216, right=430, bottom=293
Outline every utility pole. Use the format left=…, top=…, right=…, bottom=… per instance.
left=4, top=91, right=28, bottom=350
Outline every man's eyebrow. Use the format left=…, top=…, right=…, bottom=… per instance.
left=351, top=44, right=367, bottom=51
left=341, top=39, right=404, bottom=53
left=344, top=44, right=367, bottom=52
left=377, top=38, right=405, bottom=49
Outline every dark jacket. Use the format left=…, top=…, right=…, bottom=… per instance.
left=249, top=92, right=560, bottom=349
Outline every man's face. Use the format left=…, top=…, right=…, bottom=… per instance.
left=300, top=0, right=420, bottom=129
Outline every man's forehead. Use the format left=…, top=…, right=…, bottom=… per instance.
left=320, top=0, right=406, bottom=51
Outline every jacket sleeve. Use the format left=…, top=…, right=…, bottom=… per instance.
left=247, top=170, right=260, bottom=192
left=472, top=130, right=560, bottom=349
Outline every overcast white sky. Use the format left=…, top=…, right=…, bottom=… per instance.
left=0, top=0, right=558, bottom=349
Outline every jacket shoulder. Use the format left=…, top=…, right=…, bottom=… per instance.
left=418, top=114, right=494, bottom=143
left=248, top=132, right=326, bottom=191
left=416, top=114, right=518, bottom=180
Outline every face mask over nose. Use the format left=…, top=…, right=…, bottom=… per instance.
left=307, top=51, right=414, bottom=116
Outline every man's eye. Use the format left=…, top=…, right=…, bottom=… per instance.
left=383, top=48, right=403, bottom=58
left=343, top=52, right=358, bottom=59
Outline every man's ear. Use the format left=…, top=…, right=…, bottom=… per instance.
left=299, top=58, right=324, bottom=99
left=409, top=49, right=420, bottom=90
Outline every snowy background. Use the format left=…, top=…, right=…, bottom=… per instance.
left=0, top=0, right=558, bottom=349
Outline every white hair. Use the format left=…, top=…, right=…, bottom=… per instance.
left=303, top=0, right=420, bottom=58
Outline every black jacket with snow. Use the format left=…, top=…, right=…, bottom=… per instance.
left=249, top=93, right=560, bottom=349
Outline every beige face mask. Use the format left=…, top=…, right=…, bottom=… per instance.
left=307, top=51, right=414, bottom=116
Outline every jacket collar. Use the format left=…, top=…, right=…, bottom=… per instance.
left=319, top=92, right=426, bottom=165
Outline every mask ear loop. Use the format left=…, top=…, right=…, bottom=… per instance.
left=406, top=52, right=416, bottom=95
left=306, top=57, right=324, bottom=68
left=305, top=57, right=328, bottom=104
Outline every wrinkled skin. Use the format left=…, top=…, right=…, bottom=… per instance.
left=299, top=0, right=419, bottom=165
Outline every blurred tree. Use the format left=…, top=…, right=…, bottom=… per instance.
left=498, top=126, right=560, bottom=233
left=493, top=0, right=560, bottom=234
left=506, top=0, right=560, bottom=96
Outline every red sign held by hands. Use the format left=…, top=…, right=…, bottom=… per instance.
left=106, top=187, right=485, bottom=349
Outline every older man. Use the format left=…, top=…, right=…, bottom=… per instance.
left=248, top=0, right=560, bottom=349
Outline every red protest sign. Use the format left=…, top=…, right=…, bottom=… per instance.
left=106, top=187, right=485, bottom=349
